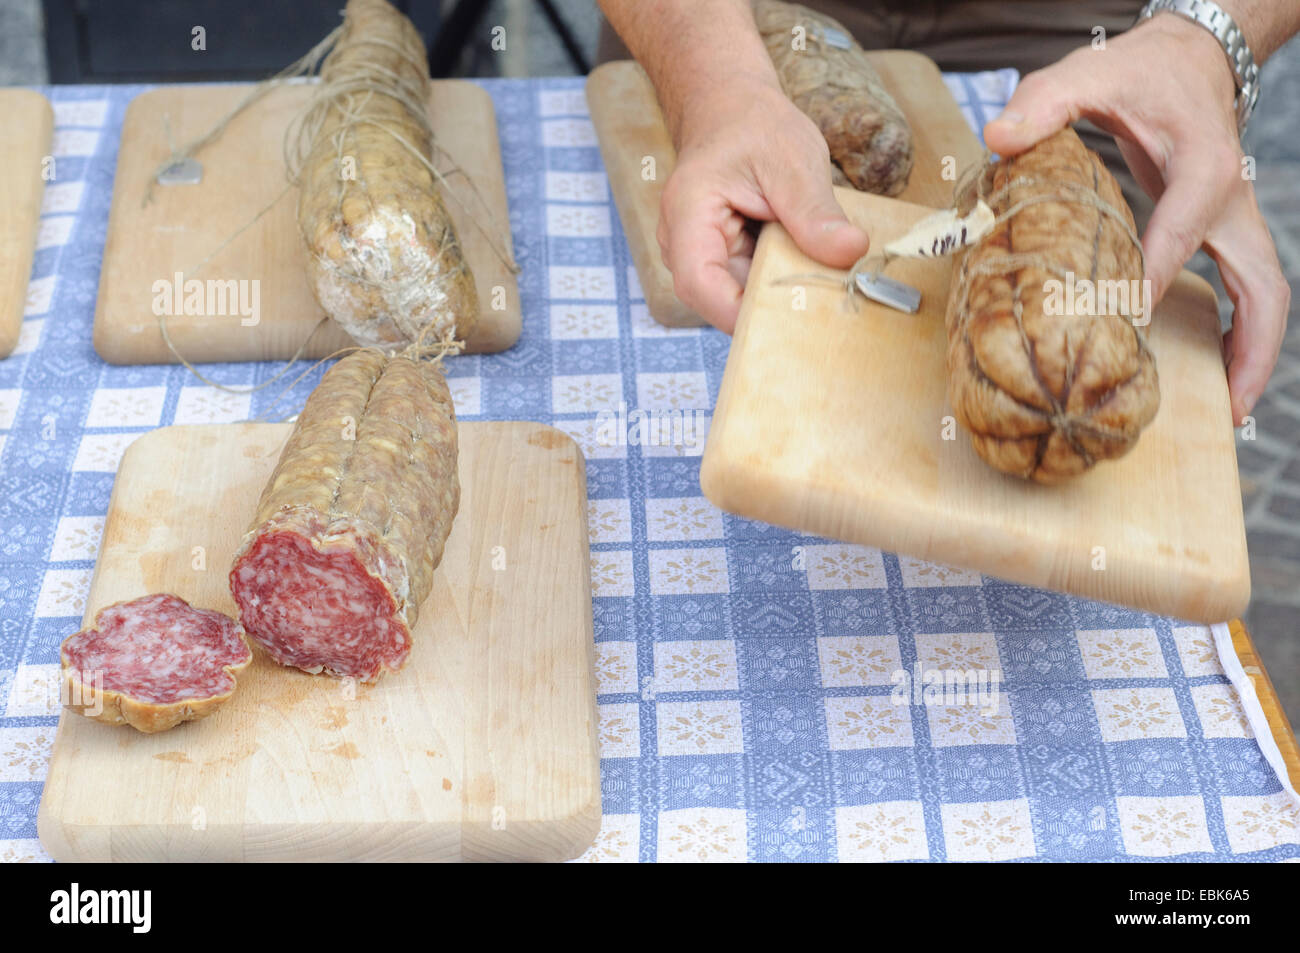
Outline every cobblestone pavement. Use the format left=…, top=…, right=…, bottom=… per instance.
left=2, top=0, right=1297, bottom=723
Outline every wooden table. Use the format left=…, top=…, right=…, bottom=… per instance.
left=1231, top=618, right=1300, bottom=792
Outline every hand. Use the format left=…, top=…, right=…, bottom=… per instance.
left=984, top=14, right=1290, bottom=425
left=657, top=77, right=871, bottom=333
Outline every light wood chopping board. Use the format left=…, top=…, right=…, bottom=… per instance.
left=0, top=90, right=52, bottom=359
left=94, top=81, right=520, bottom=364
left=586, top=53, right=984, bottom=328
left=701, top=189, right=1250, bottom=624
left=38, top=421, right=601, bottom=862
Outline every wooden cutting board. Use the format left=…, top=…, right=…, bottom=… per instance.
left=586, top=53, right=983, bottom=328
left=38, top=421, right=600, bottom=862
left=94, top=81, right=519, bottom=364
left=0, top=90, right=52, bottom=359
left=701, top=189, right=1250, bottom=624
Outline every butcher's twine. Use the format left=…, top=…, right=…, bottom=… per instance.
left=944, top=152, right=1146, bottom=330
left=282, top=22, right=519, bottom=274
left=143, top=11, right=513, bottom=409
left=944, top=152, right=1155, bottom=456
left=247, top=333, right=460, bottom=425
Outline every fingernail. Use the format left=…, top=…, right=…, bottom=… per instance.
left=822, top=220, right=845, bottom=232
left=1241, top=390, right=1259, bottom=417
left=992, top=110, right=1025, bottom=125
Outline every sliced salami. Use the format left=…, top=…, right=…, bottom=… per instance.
left=229, top=349, right=459, bottom=682
left=60, top=593, right=253, bottom=734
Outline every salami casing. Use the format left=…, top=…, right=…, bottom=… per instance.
left=296, top=0, right=479, bottom=350
left=229, top=349, right=459, bottom=682
left=945, top=128, right=1159, bottom=483
left=754, top=0, right=913, bottom=195
left=60, top=593, right=252, bottom=733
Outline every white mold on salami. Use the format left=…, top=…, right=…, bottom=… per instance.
left=311, top=206, right=462, bottom=349
left=296, top=0, right=479, bottom=351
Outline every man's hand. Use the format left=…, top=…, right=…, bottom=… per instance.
left=984, top=12, right=1291, bottom=425
left=658, top=78, right=870, bottom=332
left=598, top=0, right=869, bottom=333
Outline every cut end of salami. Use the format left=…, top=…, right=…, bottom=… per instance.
left=60, top=593, right=252, bottom=733
left=230, top=511, right=413, bottom=682
left=230, top=350, right=459, bottom=684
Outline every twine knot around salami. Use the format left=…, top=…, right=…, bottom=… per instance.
left=59, top=593, right=253, bottom=734
left=229, top=348, right=460, bottom=683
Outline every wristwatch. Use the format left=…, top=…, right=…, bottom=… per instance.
left=1136, top=0, right=1260, bottom=136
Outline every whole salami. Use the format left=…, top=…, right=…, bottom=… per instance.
left=229, top=349, right=459, bottom=682
left=945, top=128, right=1159, bottom=483
left=754, top=0, right=913, bottom=195
left=296, top=0, right=479, bottom=350
left=60, top=593, right=253, bottom=733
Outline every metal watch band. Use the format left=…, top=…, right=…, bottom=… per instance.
left=1137, top=0, right=1260, bottom=135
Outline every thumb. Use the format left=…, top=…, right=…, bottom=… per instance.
left=764, top=166, right=870, bottom=269
left=984, top=61, right=1093, bottom=156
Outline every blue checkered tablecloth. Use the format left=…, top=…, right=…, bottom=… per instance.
left=1, top=75, right=1297, bottom=863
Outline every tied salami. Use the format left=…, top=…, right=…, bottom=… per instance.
left=945, top=128, right=1158, bottom=482
left=229, top=349, right=459, bottom=682
left=754, top=0, right=914, bottom=196
left=296, top=0, right=479, bottom=350
left=60, top=593, right=253, bottom=733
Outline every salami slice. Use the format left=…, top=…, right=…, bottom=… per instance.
left=60, top=593, right=253, bottom=733
left=229, top=349, right=459, bottom=682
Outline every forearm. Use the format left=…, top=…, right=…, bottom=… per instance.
left=597, top=0, right=779, bottom=144
left=1216, top=0, right=1300, bottom=62
left=1133, top=0, right=1300, bottom=118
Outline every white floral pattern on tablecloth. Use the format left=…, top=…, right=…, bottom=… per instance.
left=1, top=78, right=1295, bottom=863
left=1077, top=628, right=1169, bottom=679
left=1093, top=688, right=1188, bottom=741
left=836, top=802, right=929, bottom=862
left=941, top=800, right=1037, bottom=861
left=1116, top=796, right=1215, bottom=857
left=817, top=635, right=903, bottom=688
